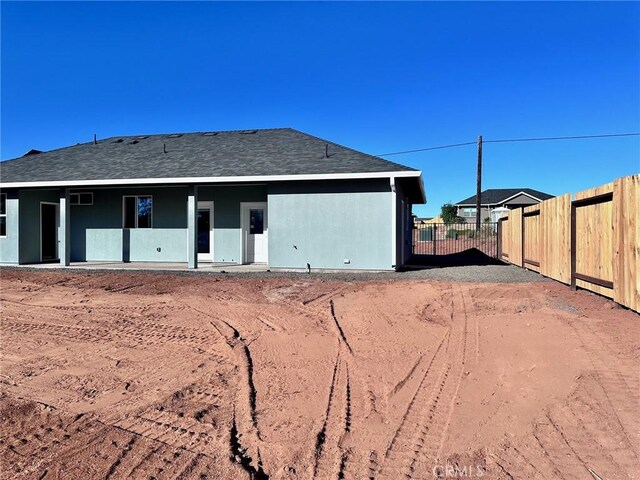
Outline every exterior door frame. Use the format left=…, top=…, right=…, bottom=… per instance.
left=197, top=201, right=214, bottom=262
left=240, top=202, right=268, bottom=264
left=40, top=202, right=60, bottom=262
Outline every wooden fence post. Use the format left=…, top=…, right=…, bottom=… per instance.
left=521, top=207, right=525, bottom=268
left=497, top=220, right=502, bottom=259
left=570, top=201, right=577, bottom=290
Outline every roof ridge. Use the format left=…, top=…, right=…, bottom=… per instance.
left=2, top=128, right=296, bottom=159
left=100, top=127, right=293, bottom=141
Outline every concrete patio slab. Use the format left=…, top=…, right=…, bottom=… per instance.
left=7, top=261, right=270, bottom=273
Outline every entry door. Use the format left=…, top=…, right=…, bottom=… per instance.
left=41, top=203, right=59, bottom=261
left=197, top=201, right=214, bottom=262
left=242, top=202, right=268, bottom=264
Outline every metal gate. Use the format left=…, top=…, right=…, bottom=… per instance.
left=412, top=222, right=499, bottom=257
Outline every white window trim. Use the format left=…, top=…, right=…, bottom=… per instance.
left=122, top=195, right=153, bottom=229
left=0, top=193, right=7, bottom=238
left=461, top=207, right=477, bottom=217
left=240, top=202, right=268, bottom=264
left=196, top=201, right=214, bottom=263
left=39, top=202, right=60, bottom=262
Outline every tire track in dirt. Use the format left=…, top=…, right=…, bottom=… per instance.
left=311, top=296, right=362, bottom=479
left=112, top=412, right=218, bottom=457
left=124, top=445, right=161, bottom=478
left=329, top=300, right=353, bottom=354
left=313, top=347, right=352, bottom=479
left=2, top=398, right=210, bottom=480
left=376, top=329, right=450, bottom=478
left=302, top=284, right=352, bottom=307
left=312, top=350, right=342, bottom=478
left=230, top=410, right=269, bottom=479
left=215, top=317, right=262, bottom=439
left=497, top=372, right=640, bottom=479
left=2, top=319, right=222, bottom=351
left=563, top=315, right=640, bottom=459
left=102, top=435, right=137, bottom=479
left=377, top=285, right=472, bottom=479
left=183, top=302, right=267, bottom=475
left=389, top=354, right=423, bottom=398
left=490, top=309, right=640, bottom=480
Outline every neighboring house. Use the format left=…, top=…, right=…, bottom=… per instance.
left=455, top=188, right=554, bottom=223
left=0, top=128, right=425, bottom=270
left=414, top=215, right=443, bottom=225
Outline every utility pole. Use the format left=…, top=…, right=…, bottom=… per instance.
left=476, top=135, right=482, bottom=232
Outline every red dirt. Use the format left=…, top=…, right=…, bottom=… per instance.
left=412, top=231, right=498, bottom=256
left=1, top=269, right=638, bottom=480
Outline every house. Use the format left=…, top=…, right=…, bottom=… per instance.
left=0, top=128, right=425, bottom=270
left=455, top=188, right=554, bottom=223
left=413, top=217, right=434, bottom=225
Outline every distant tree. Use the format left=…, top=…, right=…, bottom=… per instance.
left=441, top=203, right=465, bottom=224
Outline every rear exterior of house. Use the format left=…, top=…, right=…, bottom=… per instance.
left=0, top=128, right=425, bottom=270
left=455, top=188, right=554, bottom=224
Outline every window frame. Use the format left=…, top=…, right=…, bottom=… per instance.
left=248, top=208, right=264, bottom=235
left=461, top=207, right=477, bottom=217
left=122, top=195, right=153, bottom=229
left=0, top=193, right=7, bottom=238
left=70, top=192, right=94, bottom=205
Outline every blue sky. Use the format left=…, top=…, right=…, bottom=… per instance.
left=1, top=1, right=638, bottom=217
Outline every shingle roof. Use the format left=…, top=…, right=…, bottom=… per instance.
left=456, top=188, right=554, bottom=205
left=0, top=128, right=417, bottom=184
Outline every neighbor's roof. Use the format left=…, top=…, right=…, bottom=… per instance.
left=0, top=128, right=418, bottom=185
left=456, top=188, right=554, bottom=205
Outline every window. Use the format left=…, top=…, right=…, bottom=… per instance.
left=461, top=207, right=477, bottom=217
left=249, top=209, right=264, bottom=234
left=123, top=195, right=152, bottom=228
left=0, top=193, right=6, bottom=237
left=70, top=192, right=93, bottom=205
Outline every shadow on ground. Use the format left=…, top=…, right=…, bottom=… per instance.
left=405, top=248, right=506, bottom=269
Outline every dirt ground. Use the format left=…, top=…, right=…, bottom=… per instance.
left=412, top=238, right=498, bottom=257
left=1, top=268, right=638, bottom=480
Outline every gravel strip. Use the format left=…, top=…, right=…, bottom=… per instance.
left=1, top=264, right=549, bottom=284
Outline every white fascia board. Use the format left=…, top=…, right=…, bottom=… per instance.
left=457, top=203, right=495, bottom=207
left=1, top=170, right=422, bottom=189
left=457, top=191, right=542, bottom=207
left=499, top=191, right=543, bottom=203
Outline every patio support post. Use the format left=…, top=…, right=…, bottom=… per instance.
left=59, top=188, right=71, bottom=266
left=187, top=185, right=198, bottom=269
left=390, top=176, right=397, bottom=268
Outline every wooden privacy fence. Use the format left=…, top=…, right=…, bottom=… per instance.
left=498, top=174, right=639, bottom=312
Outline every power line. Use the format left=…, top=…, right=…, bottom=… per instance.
left=377, top=132, right=640, bottom=156
left=485, top=132, right=640, bottom=144
left=377, top=141, right=476, bottom=156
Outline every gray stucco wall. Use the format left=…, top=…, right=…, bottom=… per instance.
left=198, top=185, right=267, bottom=263
left=71, top=187, right=189, bottom=262
left=3, top=181, right=398, bottom=269
left=18, top=189, right=60, bottom=264
left=0, top=190, right=20, bottom=263
left=267, top=180, right=393, bottom=270
left=70, top=185, right=267, bottom=263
